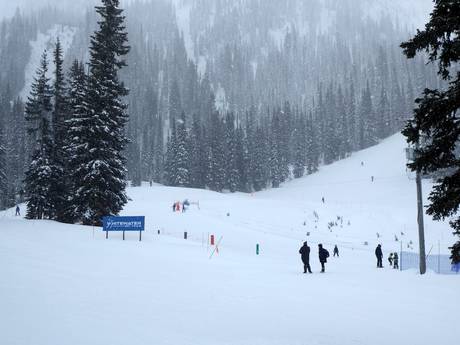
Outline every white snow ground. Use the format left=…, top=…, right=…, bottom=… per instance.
left=0, top=134, right=457, bottom=345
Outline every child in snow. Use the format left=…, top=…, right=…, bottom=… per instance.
left=388, top=253, right=394, bottom=267
left=333, top=245, right=339, bottom=257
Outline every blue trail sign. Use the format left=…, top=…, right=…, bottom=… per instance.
left=102, top=216, right=145, bottom=241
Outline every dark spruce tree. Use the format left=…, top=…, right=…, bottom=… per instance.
left=63, top=60, right=88, bottom=223
left=0, top=126, right=6, bottom=208
left=174, top=112, right=190, bottom=187
left=77, top=0, right=130, bottom=225
left=164, top=116, right=177, bottom=186
left=50, top=39, right=70, bottom=222
left=400, top=0, right=460, bottom=264
left=24, top=52, right=59, bottom=219
left=224, top=112, right=239, bottom=192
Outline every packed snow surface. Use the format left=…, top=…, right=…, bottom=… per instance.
left=0, top=134, right=457, bottom=345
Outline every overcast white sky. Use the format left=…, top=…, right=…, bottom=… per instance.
left=0, top=0, right=137, bottom=19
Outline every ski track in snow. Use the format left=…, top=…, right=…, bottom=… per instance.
left=0, top=133, right=457, bottom=345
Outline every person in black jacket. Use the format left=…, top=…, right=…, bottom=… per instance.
left=299, top=242, right=312, bottom=273
left=375, top=244, right=383, bottom=268
left=318, top=244, right=330, bottom=273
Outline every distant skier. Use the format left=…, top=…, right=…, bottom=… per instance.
left=375, top=244, right=383, bottom=268
left=393, top=253, right=399, bottom=270
left=172, top=203, right=176, bottom=212
left=322, top=197, right=325, bottom=203
left=318, top=244, right=330, bottom=273
left=333, top=245, right=339, bottom=257
left=371, top=176, right=374, bottom=182
left=299, top=242, right=312, bottom=274
left=388, top=253, right=394, bottom=267
left=15, top=205, right=20, bottom=216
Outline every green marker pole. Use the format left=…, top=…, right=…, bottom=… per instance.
left=256, top=244, right=260, bottom=255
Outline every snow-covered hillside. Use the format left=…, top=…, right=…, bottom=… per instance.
left=0, top=134, right=457, bottom=345
left=20, top=25, right=76, bottom=100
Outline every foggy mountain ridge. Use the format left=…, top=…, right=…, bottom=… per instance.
left=0, top=0, right=441, bottom=195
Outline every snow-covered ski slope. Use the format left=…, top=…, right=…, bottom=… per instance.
left=0, top=134, right=457, bottom=345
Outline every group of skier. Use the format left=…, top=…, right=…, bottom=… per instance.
left=172, top=200, right=190, bottom=213
left=375, top=244, right=399, bottom=269
left=299, top=242, right=339, bottom=273
left=299, top=242, right=400, bottom=273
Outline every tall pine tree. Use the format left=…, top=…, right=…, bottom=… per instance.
left=401, top=0, right=460, bottom=263
left=24, top=52, right=59, bottom=219
left=76, top=0, right=130, bottom=225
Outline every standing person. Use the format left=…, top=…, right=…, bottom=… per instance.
left=172, top=203, right=176, bottom=212
left=318, top=244, right=330, bottom=273
left=333, top=245, right=339, bottom=257
left=322, top=197, right=325, bottom=203
left=375, top=244, right=383, bottom=268
left=388, top=253, right=394, bottom=267
left=393, top=252, right=399, bottom=270
left=15, top=205, right=20, bottom=216
left=299, top=242, right=312, bottom=274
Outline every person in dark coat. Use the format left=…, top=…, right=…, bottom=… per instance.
left=299, top=242, right=312, bottom=274
left=318, top=244, right=330, bottom=273
left=333, top=245, right=339, bottom=257
left=15, top=205, right=20, bottom=216
left=393, top=252, right=399, bottom=269
left=375, top=244, right=383, bottom=268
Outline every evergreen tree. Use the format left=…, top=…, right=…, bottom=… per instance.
left=50, top=39, right=70, bottom=222
left=235, top=124, right=250, bottom=192
left=269, top=111, right=284, bottom=186
left=174, top=112, right=190, bottom=187
left=206, top=111, right=226, bottom=192
left=23, top=52, right=58, bottom=220
left=359, top=82, right=377, bottom=149
left=0, top=126, right=6, bottom=208
left=75, top=0, right=130, bottom=225
left=401, top=0, right=460, bottom=263
left=293, top=115, right=307, bottom=179
left=153, top=114, right=164, bottom=184
left=224, top=113, right=239, bottom=192
left=24, top=118, right=60, bottom=219
left=64, top=60, right=88, bottom=223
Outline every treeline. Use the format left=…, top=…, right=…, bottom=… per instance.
left=0, top=0, right=441, bottom=212
left=133, top=76, right=406, bottom=192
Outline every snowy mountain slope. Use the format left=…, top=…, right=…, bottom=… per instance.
left=0, top=133, right=457, bottom=345
left=20, top=25, right=76, bottom=100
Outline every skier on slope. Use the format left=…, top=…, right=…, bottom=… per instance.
left=393, top=252, right=399, bottom=270
left=299, top=242, right=312, bottom=274
left=15, top=205, right=20, bottom=216
left=375, top=244, right=383, bottom=268
left=318, top=244, right=330, bottom=273
left=333, top=245, right=339, bottom=257
left=388, top=253, right=394, bottom=267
